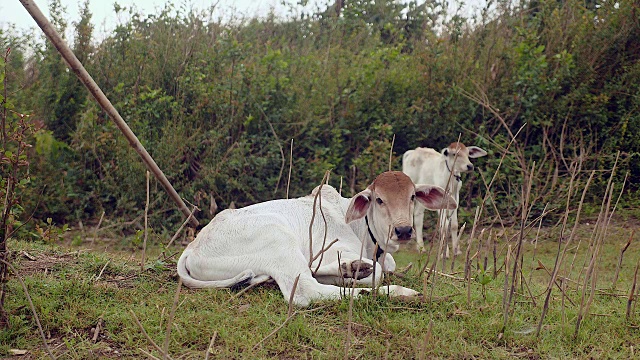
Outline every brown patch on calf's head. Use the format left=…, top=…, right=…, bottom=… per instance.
left=448, top=142, right=468, bottom=152
left=370, top=171, right=414, bottom=193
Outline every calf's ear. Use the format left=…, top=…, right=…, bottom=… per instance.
left=467, top=146, right=488, bottom=158
left=415, top=184, right=458, bottom=211
left=345, top=188, right=372, bottom=223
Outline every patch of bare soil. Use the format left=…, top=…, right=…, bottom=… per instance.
left=11, top=250, right=80, bottom=277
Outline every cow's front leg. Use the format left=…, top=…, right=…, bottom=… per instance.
left=413, top=205, right=426, bottom=252
left=449, top=208, right=462, bottom=256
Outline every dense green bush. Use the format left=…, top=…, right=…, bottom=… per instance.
left=1, top=0, right=637, bottom=231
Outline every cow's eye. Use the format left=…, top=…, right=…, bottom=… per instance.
left=410, top=194, right=415, bottom=201
left=376, top=198, right=384, bottom=205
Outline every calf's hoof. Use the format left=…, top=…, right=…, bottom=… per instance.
left=341, top=260, right=373, bottom=280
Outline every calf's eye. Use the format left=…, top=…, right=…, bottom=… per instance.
left=376, top=198, right=384, bottom=205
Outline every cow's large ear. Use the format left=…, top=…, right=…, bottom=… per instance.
left=415, top=184, right=458, bottom=211
left=345, top=188, right=372, bottom=223
left=467, top=146, right=488, bottom=158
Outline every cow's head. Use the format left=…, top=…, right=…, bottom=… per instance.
left=441, top=142, right=487, bottom=174
left=345, top=171, right=457, bottom=249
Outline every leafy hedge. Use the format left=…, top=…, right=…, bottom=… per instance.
left=1, top=0, right=638, bottom=231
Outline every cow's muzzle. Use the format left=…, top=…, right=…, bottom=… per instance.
left=394, top=226, right=413, bottom=241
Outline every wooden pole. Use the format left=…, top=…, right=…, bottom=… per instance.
left=19, top=0, right=198, bottom=227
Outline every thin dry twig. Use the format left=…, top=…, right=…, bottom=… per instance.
left=91, top=211, right=105, bottom=244
left=388, top=134, right=396, bottom=171
left=162, top=278, right=182, bottom=359
left=142, top=171, right=150, bottom=272
left=288, top=274, right=301, bottom=317
left=537, top=159, right=591, bottom=338
left=92, top=317, right=104, bottom=343
left=163, top=205, right=198, bottom=252
left=253, top=272, right=300, bottom=350
left=613, top=231, right=635, bottom=289
left=130, top=310, right=174, bottom=360
left=94, top=260, right=111, bottom=282
left=204, top=331, right=218, bottom=360
left=628, top=260, right=640, bottom=320
left=139, top=348, right=163, bottom=360
left=0, top=259, right=55, bottom=360
left=286, top=139, right=294, bottom=199
left=310, top=171, right=331, bottom=272
left=311, top=239, right=340, bottom=264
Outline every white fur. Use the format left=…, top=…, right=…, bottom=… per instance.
left=402, top=144, right=487, bottom=257
left=177, top=175, right=455, bottom=306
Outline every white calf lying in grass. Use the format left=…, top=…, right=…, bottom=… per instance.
left=177, top=171, right=456, bottom=306
left=403, top=142, right=487, bottom=257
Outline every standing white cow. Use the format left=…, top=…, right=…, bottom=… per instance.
left=402, top=142, right=487, bottom=257
left=177, top=171, right=457, bottom=306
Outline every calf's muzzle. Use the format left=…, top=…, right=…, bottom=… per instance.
left=394, top=226, right=413, bottom=241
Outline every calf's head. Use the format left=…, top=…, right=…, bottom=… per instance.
left=442, top=142, right=487, bottom=174
left=345, top=171, right=457, bottom=247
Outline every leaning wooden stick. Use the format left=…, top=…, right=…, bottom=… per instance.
left=18, top=0, right=197, bottom=227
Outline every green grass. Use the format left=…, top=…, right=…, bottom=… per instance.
left=2, top=221, right=640, bottom=359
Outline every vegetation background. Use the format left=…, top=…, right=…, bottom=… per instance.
left=2, top=0, right=638, bottom=233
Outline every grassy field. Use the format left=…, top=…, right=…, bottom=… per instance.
left=2, top=218, right=640, bottom=359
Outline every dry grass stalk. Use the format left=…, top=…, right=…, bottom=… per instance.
left=536, top=155, right=589, bottom=337
left=288, top=274, right=300, bottom=317
left=162, top=205, right=198, bottom=256
left=629, top=260, right=640, bottom=320
left=204, top=331, right=218, bottom=360
left=142, top=171, right=150, bottom=272
left=345, top=229, right=368, bottom=359
left=92, top=316, right=104, bottom=342
left=130, top=309, right=173, bottom=360
left=612, top=230, right=635, bottom=289
left=162, top=278, right=183, bottom=359
left=567, top=170, right=596, bottom=282
left=529, top=203, right=549, bottom=283
left=388, top=134, right=396, bottom=171
left=418, top=320, right=434, bottom=360
left=465, top=207, right=481, bottom=305
left=286, top=138, right=293, bottom=199
left=91, top=211, right=105, bottom=244
left=372, top=243, right=379, bottom=299
left=535, top=260, right=576, bottom=306
left=502, top=244, right=511, bottom=324
left=95, top=260, right=111, bottom=282
left=0, top=259, right=55, bottom=360
left=517, top=266, right=537, bottom=307
left=493, top=231, right=497, bottom=279
left=253, top=273, right=300, bottom=350
left=574, top=154, right=620, bottom=338
left=139, top=348, right=163, bottom=360
left=561, top=277, right=567, bottom=324
left=308, top=170, right=331, bottom=269
left=311, top=239, right=339, bottom=266
left=503, top=161, right=536, bottom=330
